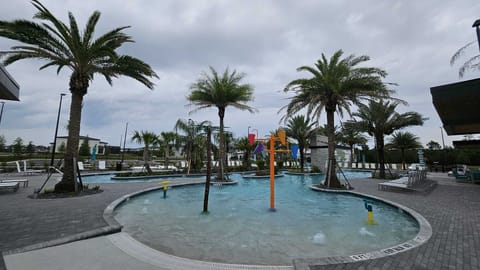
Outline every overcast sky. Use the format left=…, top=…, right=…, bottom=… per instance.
left=0, top=0, right=479, bottom=148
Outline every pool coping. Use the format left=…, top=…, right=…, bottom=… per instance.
left=102, top=180, right=432, bottom=270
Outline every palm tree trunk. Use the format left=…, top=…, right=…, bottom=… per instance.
left=144, top=146, right=152, bottom=174
left=325, top=109, right=341, bottom=188
left=299, top=145, right=305, bottom=172
left=217, top=107, right=226, bottom=181
left=377, top=135, right=386, bottom=178
left=55, top=92, right=83, bottom=192
left=349, top=144, right=354, bottom=168
left=401, top=148, right=406, bottom=170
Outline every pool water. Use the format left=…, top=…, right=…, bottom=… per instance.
left=82, top=170, right=371, bottom=183
left=113, top=173, right=419, bottom=265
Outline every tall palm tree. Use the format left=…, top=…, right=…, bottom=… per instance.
left=283, top=115, right=315, bottom=172
left=348, top=99, right=425, bottom=178
left=131, top=131, right=160, bottom=174
left=160, top=131, right=177, bottom=169
left=450, top=41, right=480, bottom=78
left=282, top=50, right=392, bottom=188
left=187, top=67, right=256, bottom=181
left=386, top=131, right=422, bottom=170
left=339, top=122, right=368, bottom=168
left=0, top=1, right=158, bottom=192
left=174, top=119, right=210, bottom=173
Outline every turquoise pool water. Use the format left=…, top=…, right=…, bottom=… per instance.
left=82, top=170, right=371, bottom=183
left=113, top=173, right=419, bottom=265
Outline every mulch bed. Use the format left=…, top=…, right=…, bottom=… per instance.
left=28, top=189, right=103, bottom=199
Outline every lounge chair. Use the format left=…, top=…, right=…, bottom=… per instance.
left=0, top=182, right=19, bottom=192
left=98, top=160, right=106, bottom=170
left=15, top=161, right=22, bottom=174
left=23, top=160, right=43, bottom=174
left=1, top=179, right=28, bottom=187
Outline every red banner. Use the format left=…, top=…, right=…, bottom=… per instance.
left=248, top=133, right=255, bottom=146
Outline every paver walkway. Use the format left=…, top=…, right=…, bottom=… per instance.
left=1, top=172, right=479, bottom=269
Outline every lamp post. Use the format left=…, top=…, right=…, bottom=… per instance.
left=440, top=127, right=447, bottom=172
left=50, top=93, right=66, bottom=167
left=0, top=101, right=5, bottom=130
left=473, top=19, right=480, bottom=51
left=119, top=122, right=128, bottom=170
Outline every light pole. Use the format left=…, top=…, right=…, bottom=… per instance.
left=119, top=122, right=128, bottom=170
left=0, top=101, right=5, bottom=129
left=50, top=93, right=66, bottom=167
left=473, top=19, right=480, bottom=51
left=440, top=127, right=447, bottom=172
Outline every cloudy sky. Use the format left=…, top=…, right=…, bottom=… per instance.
left=0, top=0, right=479, bottom=148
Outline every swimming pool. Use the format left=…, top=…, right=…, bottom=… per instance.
left=113, top=173, right=419, bottom=265
left=82, top=170, right=371, bottom=183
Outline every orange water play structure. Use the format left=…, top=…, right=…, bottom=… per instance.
left=249, top=129, right=290, bottom=211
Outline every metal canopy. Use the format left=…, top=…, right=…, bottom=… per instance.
left=0, top=65, right=20, bottom=101
left=430, top=78, right=480, bottom=135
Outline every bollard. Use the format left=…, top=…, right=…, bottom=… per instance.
left=160, top=181, right=169, bottom=198
left=364, top=200, right=377, bottom=225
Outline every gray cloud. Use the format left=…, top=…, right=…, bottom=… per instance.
left=1, top=0, right=479, bottom=148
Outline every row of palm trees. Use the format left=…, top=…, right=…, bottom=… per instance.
left=0, top=1, right=425, bottom=192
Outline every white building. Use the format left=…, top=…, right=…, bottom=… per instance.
left=52, top=136, right=108, bottom=155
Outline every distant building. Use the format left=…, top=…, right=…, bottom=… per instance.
left=51, top=136, right=108, bottom=155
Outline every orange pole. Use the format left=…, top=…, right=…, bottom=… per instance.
left=269, top=134, right=275, bottom=210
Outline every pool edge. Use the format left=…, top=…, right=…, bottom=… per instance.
left=103, top=181, right=432, bottom=270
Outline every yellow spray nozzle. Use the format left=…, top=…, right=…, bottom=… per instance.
left=160, top=181, right=169, bottom=190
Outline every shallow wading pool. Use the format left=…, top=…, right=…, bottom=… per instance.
left=112, top=173, right=420, bottom=265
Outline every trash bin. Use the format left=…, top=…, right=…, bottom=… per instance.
left=116, top=162, right=122, bottom=171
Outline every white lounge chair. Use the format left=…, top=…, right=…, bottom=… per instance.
left=15, top=161, right=22, bottom=174
left=1, top=179, right=28, bottom=187
left=0, top=182, right=19, bottom=192
left=23, top=160, right=43, bottom=174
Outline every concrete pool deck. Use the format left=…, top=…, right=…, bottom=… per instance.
left=1, top=172, right=479, bottom=269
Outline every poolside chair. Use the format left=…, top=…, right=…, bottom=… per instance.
left=98, top=160, right=106, bottom=170
left=23, top=160, right=43, bottom=174
left=1, top=178, right=28, bottom=187
left=15, top=161, right=22, bottom=174
left=0, top=182, right=19, bottom=192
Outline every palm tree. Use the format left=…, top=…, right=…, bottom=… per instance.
left=450, top=41, right=480, bottom=78
left=160, top=131, right=177, bottom=169
left=283, top=115, right=315, bottom=172
left=387, top=131, right=422, bottom=170
left=174, top=119, right=210, bottom=173
left=426, top=140, right=442, bottom=150
left=234, top=137, right=253, bottom=169
left=131, top=131, right=160, bottom=174
left=0, top=1, right=158, bottom=192
left=187, top=67, right=256, bottom=181
left=282, top=50, right=392, bottom=188
left=338, top=122, right=368, bottom=168
left=348, top=99, right=425, bottom=178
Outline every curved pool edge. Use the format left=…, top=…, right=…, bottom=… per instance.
left=102, top=181, right=432, bottom=269
left=300, top=185, right=433, bottom=268
left=102, top=182, right=292, bottom=270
